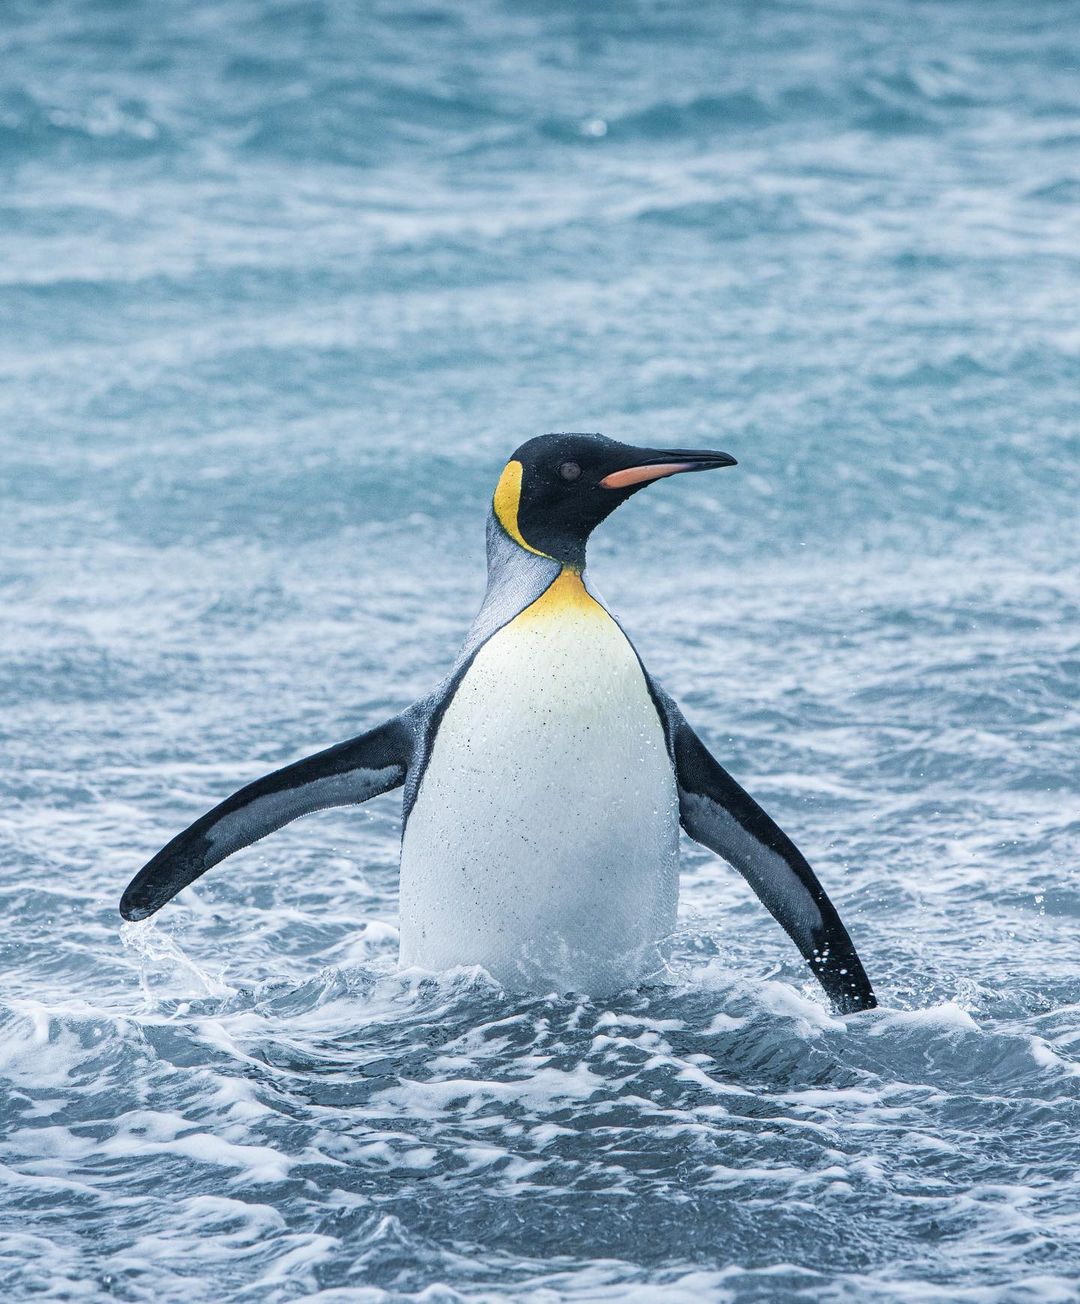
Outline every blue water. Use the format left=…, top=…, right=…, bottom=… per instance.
left=2, top=1, right=1079, bottom=1299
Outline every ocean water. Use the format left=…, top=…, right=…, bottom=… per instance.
left=2, top=0, right=1079, bottom=1299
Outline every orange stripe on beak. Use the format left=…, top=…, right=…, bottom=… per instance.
left=599, top=462, right=696, bottom=490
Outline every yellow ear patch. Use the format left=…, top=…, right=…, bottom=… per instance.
left=493, top=460, right=551, bottom=558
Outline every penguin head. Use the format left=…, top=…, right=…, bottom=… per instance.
left=492, top=432, right=737, bottom=569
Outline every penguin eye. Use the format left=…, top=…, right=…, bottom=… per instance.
left=558, top=461, right=582, bottom=482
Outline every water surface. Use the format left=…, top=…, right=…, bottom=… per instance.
left=1, top=1, right=1078, bottom=1300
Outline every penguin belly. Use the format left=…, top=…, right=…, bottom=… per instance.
left=399, top=572, right=680, bottom=995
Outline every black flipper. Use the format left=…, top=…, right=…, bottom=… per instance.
left=120, top=713, right=415, bottom=921
left=668, top=709, right=876, bottom=1013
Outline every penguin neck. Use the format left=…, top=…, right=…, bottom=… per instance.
left=483, top=509, right=585, bottom=595
left=454, top=514, right=596, bottom=669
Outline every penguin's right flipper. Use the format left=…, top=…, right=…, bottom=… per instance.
left=664, top=704, right=877, bottom=1014
left=120, top=713, right=415, bottom=921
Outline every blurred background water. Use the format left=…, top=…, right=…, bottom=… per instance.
left=1, top=0, right=1079, bottom=1300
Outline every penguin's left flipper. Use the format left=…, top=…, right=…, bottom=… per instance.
left=119, top=713, right=415, bottom=922
left=665, top=706, right=877, bottom=1014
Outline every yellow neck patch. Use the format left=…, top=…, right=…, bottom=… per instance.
left=493, top=460, right=551, bottom=559
left=516, top=568, right=604, bottom=623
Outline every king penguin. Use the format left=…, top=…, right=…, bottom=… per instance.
left=121, top=434, right=876, bottom=1013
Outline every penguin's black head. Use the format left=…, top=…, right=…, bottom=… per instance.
left=492, top=432, right=736, bottom=569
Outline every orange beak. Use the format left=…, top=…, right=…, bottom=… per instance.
left=599, top=448, right=737, bottom=490
left=600, top=462, right=700, bottom=490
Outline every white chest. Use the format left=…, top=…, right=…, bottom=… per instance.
left=398, top=573, right=680, bottom=995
